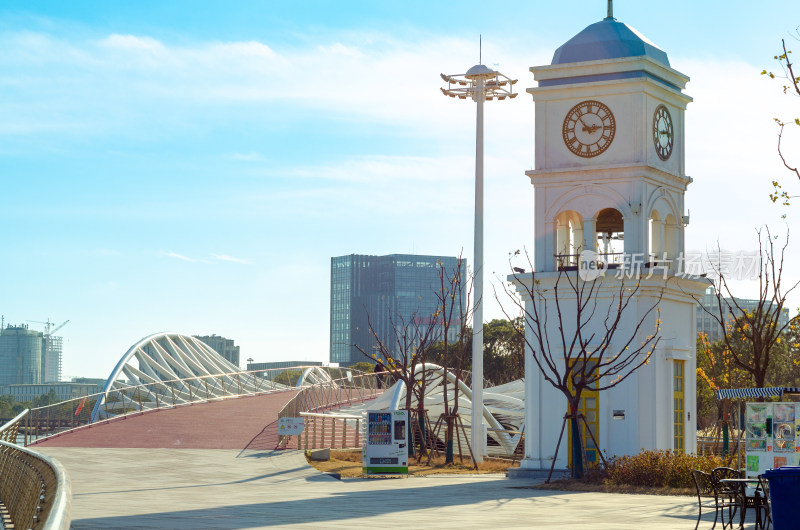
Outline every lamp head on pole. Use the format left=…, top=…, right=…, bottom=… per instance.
left=464, top=64, right=496, bottom=80
left=439, top=65, right=518, bottom=103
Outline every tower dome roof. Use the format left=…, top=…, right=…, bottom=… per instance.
left=551, top=17, right=669, bottom=66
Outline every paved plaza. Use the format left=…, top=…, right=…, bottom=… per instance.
left=37, top=447, right=747, bottom=529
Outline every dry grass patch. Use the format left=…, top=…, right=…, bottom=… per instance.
left=307, top=449, right=518, bottom=478
left=532, top=479, right=693, bottom=497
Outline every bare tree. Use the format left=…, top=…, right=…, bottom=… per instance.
left=432, top=255, right=474, bottom=464
left=695, top=227, right=800, bottom=389
left=763, top=35, right=800, bottom=205
left=498, top=251, right=663, bottom=479
left=353, top=308, right=438, bottom=412
left=353, top=257, right=469, bottom=460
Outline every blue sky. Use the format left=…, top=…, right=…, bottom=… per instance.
left=1, top=1, right=799, bottom=379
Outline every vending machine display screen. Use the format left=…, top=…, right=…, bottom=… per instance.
left=368, top=412, right=392, bottom=445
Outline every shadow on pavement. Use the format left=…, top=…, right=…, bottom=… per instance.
left=71, top=478, right=707, bottom=529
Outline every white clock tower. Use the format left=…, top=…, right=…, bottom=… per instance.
left=513, top=7, right=708, bottom=471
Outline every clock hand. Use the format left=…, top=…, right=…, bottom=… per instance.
left=579, top=118, right=601, bottom=134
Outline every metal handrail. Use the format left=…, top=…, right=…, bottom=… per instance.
left=300, top=412, right=362, bottom=420
left=278, top=371, right=383, bottom=419
left=277, top=371, right=387, bottom=450
left=0, top=408, right=29, bottom=443
left=20, top=365, right=365, bottom=446
left=0, top=439, right=71, bottom=530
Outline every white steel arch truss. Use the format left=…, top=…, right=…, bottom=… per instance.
left=90, top=332, right=289, bottom=422
left=296, top=366, right=338, bottom=387
left=329, top=364, right=526, bottom=458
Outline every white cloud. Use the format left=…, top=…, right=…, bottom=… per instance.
left=98, top=34, right=166, bottom=54
left=265, top=154, right=474, bottom=183
left=159, top=251, right=253, bottom=265
left=0, top=29, right=538, bottom=141
left=212, top=254, right=253, bottom=265
left=3, top=25, right=799, bottom=314
left=162, top=251, right=196, bottom=262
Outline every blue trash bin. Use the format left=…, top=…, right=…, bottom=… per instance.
left=764, top=466, right=800, bottom=530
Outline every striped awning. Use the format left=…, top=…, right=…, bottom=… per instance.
left=716, top=387, right=800, bottom=400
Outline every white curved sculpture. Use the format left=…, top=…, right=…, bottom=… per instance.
left=296, top=366, right=338, bottom=387
left=329, top=363, right=525, bottom=457
left=90, top=332, right=288, bottom=422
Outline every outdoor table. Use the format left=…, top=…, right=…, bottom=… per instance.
left=719, top=477, right=767, bottom=529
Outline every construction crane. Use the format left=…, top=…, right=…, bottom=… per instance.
left=26, top=319, right=70, bottom=382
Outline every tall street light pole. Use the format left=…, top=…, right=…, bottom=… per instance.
left=440, top=64, right=517, bottom=462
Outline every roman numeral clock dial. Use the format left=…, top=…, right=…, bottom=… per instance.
left=562, top=100, right=616, bottom=158
left=653, top=104, right=674, bottom=160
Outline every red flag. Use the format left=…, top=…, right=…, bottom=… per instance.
left=75, top=398, right=87, bottom=416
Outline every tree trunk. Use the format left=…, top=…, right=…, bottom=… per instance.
left=417, top=406, right=427, bottom=457
left=445, top=409, right=454, bottom=464
left=569, top=401, right=584, bottom=479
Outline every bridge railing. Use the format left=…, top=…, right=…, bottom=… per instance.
left=0, top=408, right=28, bottom=444
left=0, top=411, right=71, bottom=530
left=278, top=371, right=386, bottom=449
left=20, top=366, right=366, bottom=446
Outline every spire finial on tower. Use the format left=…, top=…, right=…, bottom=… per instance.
left=607, top=0, right=613, bottom=19
left=479, top=34, right=482, bottom=64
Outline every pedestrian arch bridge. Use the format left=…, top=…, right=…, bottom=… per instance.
left=22, top=332, right=525, bottom=457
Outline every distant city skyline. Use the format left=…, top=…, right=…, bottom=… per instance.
left=1, top=1, right=798, bottom=379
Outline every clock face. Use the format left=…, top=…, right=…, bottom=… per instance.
left=653, top=104, right=674, bottom=161
left=562, top=100, right=616, bottom=158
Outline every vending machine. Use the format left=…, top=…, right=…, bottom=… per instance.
left=745, top=402, right=800, bottom=477
left=362, top=410, right=408, bottom=474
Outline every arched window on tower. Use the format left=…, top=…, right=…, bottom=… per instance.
left=648, top=210, right=662, bottom=262
left=648, top=210, right=677, bottom=267
left=664, top=214, right=678, bottom=263
left=595, top=208, right=624, bottom=266
left=554, top=210, right=583, bottom=269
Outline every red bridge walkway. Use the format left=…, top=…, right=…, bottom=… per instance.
left=31, top=390, right=300, bottom=450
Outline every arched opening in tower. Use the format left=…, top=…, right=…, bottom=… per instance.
left=554, top=210, right=583, bottom=269
left=648, top=210, right=678, bottom=266
left=595, top=207, right=624, bottom=264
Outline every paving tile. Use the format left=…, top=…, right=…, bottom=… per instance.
left=37, top=446, right=764, bottom=529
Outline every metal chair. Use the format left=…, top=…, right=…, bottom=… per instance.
left=691, top=469, right=720, bottom=529
left=757, top=475, right=771, bottom=529
left=711, top=467, right=742, bottom=529
left=733, top=478, right=769, bottom=529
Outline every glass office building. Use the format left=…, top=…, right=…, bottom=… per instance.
left=330, top=254, right=467, bottom=367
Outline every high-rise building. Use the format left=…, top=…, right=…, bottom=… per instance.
left=42, top=335, right=63, bottom=383
left=0, top=324, right=43, bottom=386
left=193, top=334, right=240, bottom=367
left=330, top=253, right=467, bottom=367
left=696, top=287, right=792, bottom=342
